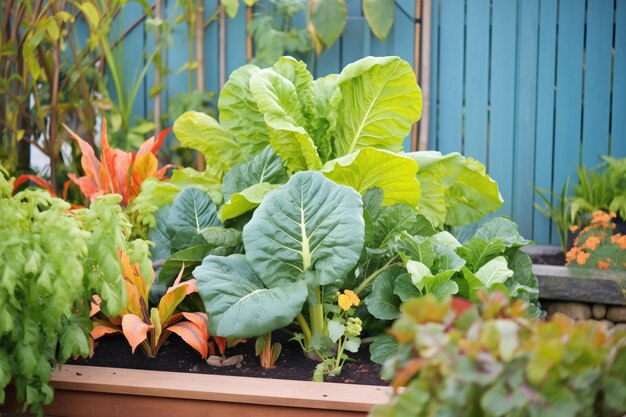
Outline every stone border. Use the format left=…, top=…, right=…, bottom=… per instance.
left=534, top=264, right=626, bottom=306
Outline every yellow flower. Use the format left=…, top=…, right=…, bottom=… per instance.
left=338, top=294, right=352, bottom=311
left=344, top=289, right=360, bottom=307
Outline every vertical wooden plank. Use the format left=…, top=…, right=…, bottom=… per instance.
left=437, top=0, right=464, bottom=154
left=613, top=0, right=626, bottom=157
left=428, top=0, right=440, bottom=150
left=582, top=0, right=614, bottom=166
left=225, top=4, right=248, bottom=79
left=464, top=0, right=490, bottom=162
left=513, top=0, right=539, bottom=239
left=552, top=0, right=585, bottom=244
left=489, top=0, right=517, bottom=217
left=533, top=0, right=558, bottom=244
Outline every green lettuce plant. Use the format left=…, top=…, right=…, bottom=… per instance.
left=0, top=166, right=146, bottom=415
left=371, top=293, right=626, bottom=417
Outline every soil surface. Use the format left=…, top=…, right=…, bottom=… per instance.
left=69, top=330, right=386, bottom=386
left=528, top=251, right=565, bottom=266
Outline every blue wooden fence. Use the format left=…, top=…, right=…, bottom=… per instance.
left=429, top=0, right=626, bottom=244
left=111, top=0, right=419, bottom=149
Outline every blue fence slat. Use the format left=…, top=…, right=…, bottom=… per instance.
left=118, top=3, right=146, bottom=122
left=464, top=0, right=490, bottom=162
left=204, top=1, right=220, bottom=94
left=428, top=0, right=440, bottom=150
left=342, top=17, right=367, bottom=67
left=581, top=0, right=614, bottom=167
left=532, top=0, right=558, bottom=244
left=437, top=0, right=464, bottom=154
left=613, top=0, right=626, bottom=157
left=512, top=0, right=539, bottom=239
left=552, top=0, right=585, bottom=244
left=488, top=0, right=517, bottom=218
left=316, top=42, right=342, bottom=76
left=166, top=0, right=191, bottom=101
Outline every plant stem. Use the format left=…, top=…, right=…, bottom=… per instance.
left=309, top=286, right=325, bottom=340
left=354, top=257, right=398, bottom=296
left=296, top=313, right=312, bottom=345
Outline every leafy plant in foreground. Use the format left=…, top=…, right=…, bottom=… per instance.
left=0, top=166, right=142, bottom=415
left=371, top=293, right=626, bottom=417
left=91, top=256, right=224, bottom=359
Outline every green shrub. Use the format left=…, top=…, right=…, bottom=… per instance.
left=371, top=293, right=626, bottom=417
left=0, top=166, right=148, bottom=415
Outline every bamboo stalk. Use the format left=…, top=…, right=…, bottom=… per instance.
left=418, top=0, right=432, bottom=151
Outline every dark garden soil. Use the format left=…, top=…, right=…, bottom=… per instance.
left=68, top=330, right=386, bottom=386
left=528, top=251, right=565, bottom=266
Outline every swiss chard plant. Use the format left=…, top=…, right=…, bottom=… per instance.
left=370, top=293, right=626, bottom=417
left=91, top=256, right=225, bottom=359
left=0, top=166, right=144, bottom=415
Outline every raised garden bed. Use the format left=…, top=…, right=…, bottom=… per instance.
left=3, top=364, right=391, bottom=417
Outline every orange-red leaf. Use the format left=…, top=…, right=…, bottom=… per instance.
left=90, top=295, right=102, bottom=317
left=158, top=285, right=187, bottom=325
left=137, top=127, right=172, bottom=157
left=168, top=321, right=208, bottom=359
left=121, top=314, right=154, bottom=353
left=181, top=312, right=208, bottom=338
left=64, top=123, right=101, bottom=188
left=13, top=175, right=58, bottom=196
left=214, top=337, right=228, bottom=356
left=91, top=319, right=122, bottom=339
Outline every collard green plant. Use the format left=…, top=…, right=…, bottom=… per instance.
left=0, top=166, right=143, bottom=415
left=370, top=293, right=626, bottom=417
left=195, top=171, right=364, bottom=349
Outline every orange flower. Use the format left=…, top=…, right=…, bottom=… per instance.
left=570, top=225, right=579, bottom=233
left=598, top=259, right=612, bottom=270
left=591, top=210, right=611, bottom=227
left=610, top=212, right=618, bottom=218
left=344, top=289, right=360, bottom=307
left=576, top=251, right=590, bottom=265
left=566, top=247, right=581, bottom=265
left=582, top=236, right=601, bottom=251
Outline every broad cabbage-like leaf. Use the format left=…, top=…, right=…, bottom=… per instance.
left=271, top=57, right=316, bottom=122
left=407, top=151, right=503, bottom=227
left=472, top=256, right=513, bottom=287
left=364, top=267, right=403, bottom=320
left=220, top=183, right=281, bottom=221
left=369, top=334, right=399, bottom=365
left=322, top=147, right=420, bottom=207
left=173, top=111, right=244, bottom=180
left=194, top=255, right=308, bottom=338
left=222, top=146, right=289, bottom=201
left=456, top=237, right=506, bottom=272
left=329, top=56, right=422, bottom=157
left=218, top=65, right=270, bottom=154
left=474, top=217, right=532, bottom=248
left=310, top=74, right=337, bottom=160
left=243, top=171, right=364, bottom=288
left=249, top=69, right=322, bottom=172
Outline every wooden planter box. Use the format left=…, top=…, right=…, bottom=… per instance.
left=2, top=365, right=392, bottom=417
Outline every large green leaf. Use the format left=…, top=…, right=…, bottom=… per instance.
left=168, top=188, right=220, bottom=233
left=218, top=65, right=270, bottom=154
left=243, top=171, right=364, bottom=288
left=372, top=203, right=422, bottom=250
left=408, top=151, right=503, bottom=227
left=222, top=145, right=289, bottom=201
left=310, top=74, right=337, bottom=161
left=329, top=56, right=422, bottom=157
left=220, top=182, right=281, bottom=221
left=506, top=250, right=540, bottom=316
left=249, top=69, right=322, bottom=172
left=369, top=334, right=399, bottom=365
left=308, top=0, right=347, bottom=51
left=149, top=206, right=172, bottom=260
left=322, top=147, right=420, bottom=207
left=474, top=217, right=532, bottom=248
left=194, top=255, right=308, bottom=338
left=174, top=111, right=244, bottom=179
left=271, top=57, right=315, bottom=122
left=472, top=256, right=513, bottom=287
left=363, top=0, right=395, bottom=41
left=364, top=267, right=402, bottom=320
left=158, top=244, right=214, bottom=286
left=456, top=237, right=506, bottom=272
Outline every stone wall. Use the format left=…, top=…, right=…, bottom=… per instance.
left=543, top=300, right=626, bottom=336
